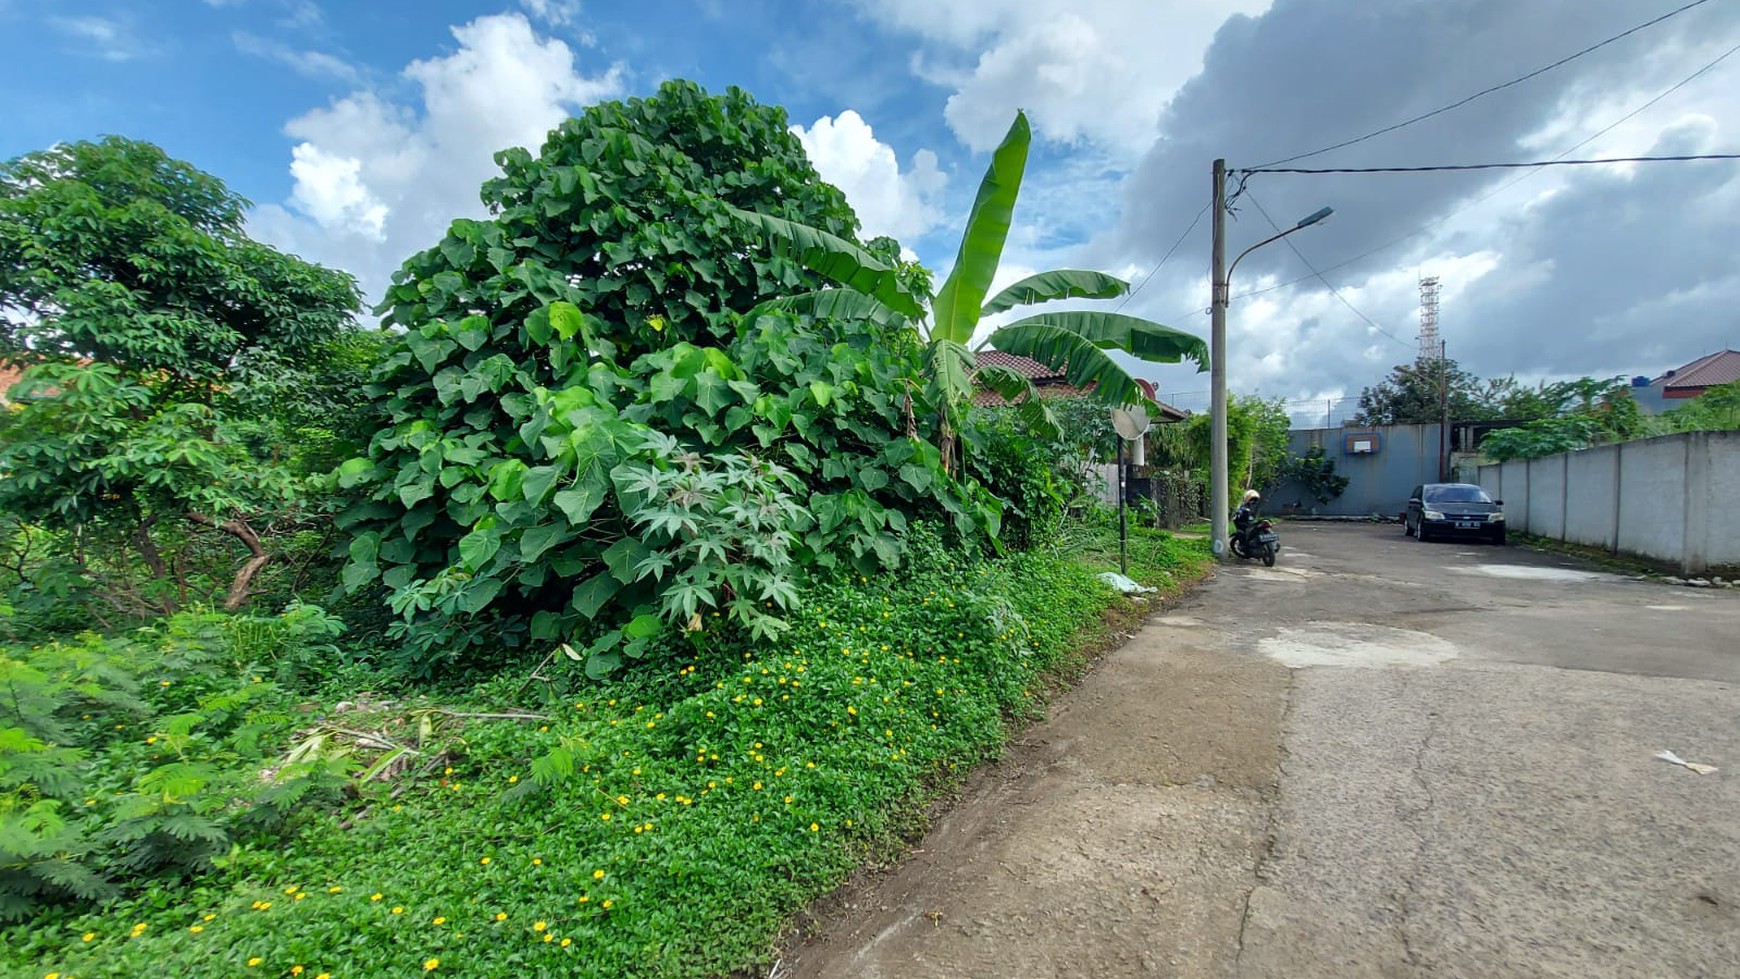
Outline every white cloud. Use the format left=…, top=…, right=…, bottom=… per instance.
left=519, top=0, right=580, bottom=26
left=791, top=110, right=946, bottom=243
left=859, top=0, right=1270, bottom=156
left=51, top=15, right=148, bottom=61
left=255, top=13, right=623, bottom=303
left=288, top=145, right=387, bottom=239
left=233, top=31, right=358, bottom=82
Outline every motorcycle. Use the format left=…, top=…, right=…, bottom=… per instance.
left=1230, top=518, right=1280, bottom=567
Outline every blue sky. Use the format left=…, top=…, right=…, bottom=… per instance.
left=6, top=0, right=1739, bottom=417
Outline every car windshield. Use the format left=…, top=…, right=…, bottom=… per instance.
left=1426, top=485, right=1492, bottom=504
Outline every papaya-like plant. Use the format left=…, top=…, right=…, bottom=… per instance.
left=732, top=111, right=1208, bottom=471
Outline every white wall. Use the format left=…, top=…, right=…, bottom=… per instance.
left=1480, top=431, right=1740, bottom=573
left=1563, top=444, right=1618, bottom=552
left=1616, top=436, right=1688, bottom=566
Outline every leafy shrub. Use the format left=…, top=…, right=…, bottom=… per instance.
left=337, top=81, right=1003, bottom=677
left=1276, top=445, right=1350, bottom=505
left=0, top=532, right=1223, bottom=979
left=964, top=408, right=1067, bottom=550
left=0, top=605, right=348, bottom=920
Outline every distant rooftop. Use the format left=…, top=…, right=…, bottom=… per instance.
left=1652, top=349, right=1740, bottom=395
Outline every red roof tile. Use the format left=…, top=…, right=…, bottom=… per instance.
left=973, top=350, right=1066, bottom=382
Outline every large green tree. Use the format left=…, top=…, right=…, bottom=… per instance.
left=338, top=81, right=996, bottom=675
left=0, top=137, right=364, bottom=615
left=731, top=111, right=1207, bottom=472
left=1351, top=355, right=1495, bottom=426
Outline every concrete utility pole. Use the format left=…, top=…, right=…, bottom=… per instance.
left=1208, top=158, right=1331, bottom=560
left=1210, top=159, right=1230, bottom=561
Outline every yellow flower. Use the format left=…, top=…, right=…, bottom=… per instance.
left=294, top=892, right=307, bottom=900
left=328, top=886, right=342, bottom=893
left=318, top=975, right=331, bottom=979
left=203, top=913, right=216, bottom=921
left=46, top=973, right=60, bottom=979
left=810, top=823, right=820, bottom=832
left=433, top=917, right=447, bottom=925
left=508, top=776, right=518, bottom=784
left=424, top=958, right=440, bottom=971
left=82, top=932, right=95, bottom=942
left=531, top=858, right=542, bottom=866
left=615, top=795, right=629, bottom=805
left=146, top=736, right=157, bottom=744
left=292, top=968, right=305, bottom=976
left=593, top=869, right=605, bottom=880
left=391, top=907, right=404, bottom=915
left=600, top=812, right=611, bottom=821
left=247, top=958, right=263, bottom=967
left=533, top=921, right=547, bottom=932
left=189, top=925, right=204, bottom=934
left=784, top=795, right=793, bottom=804
left=602, top=899, right=614, bottom=909
left=130, top=922, right=147, bottom=936
left=578, top=895, right=589, bottom=903
left=479, top=857, right=491, bottom=865
left=561, top=938, right=572, bottom=947
left=495, top=912, right=508, bottom=921
left=543, top=932, right=554, bottom=943
left=753, top=781, right=763, bottom=790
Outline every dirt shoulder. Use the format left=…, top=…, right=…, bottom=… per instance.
left=773, top=583, right=1290, bottom=979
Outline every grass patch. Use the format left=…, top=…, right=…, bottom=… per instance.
left=1512, top=533, right=1739, bottom=581
left=6, top=528, right=1209, bottom=979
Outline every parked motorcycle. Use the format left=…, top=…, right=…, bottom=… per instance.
left=1230, top=519, right=1280, bottom=567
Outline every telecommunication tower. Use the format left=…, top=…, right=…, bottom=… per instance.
left=1418, top=275, right=1442, bottom=361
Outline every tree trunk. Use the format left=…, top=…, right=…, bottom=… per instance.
left=186, top=513, right=271, bottom=610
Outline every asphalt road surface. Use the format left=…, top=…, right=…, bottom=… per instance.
left=780, top=523, right=1740, bottom=979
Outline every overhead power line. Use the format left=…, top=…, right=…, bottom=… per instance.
left=1226, top=38, right=1740, bottom=303
left=1117, top=202, right=1209, bottom=312
left=1252, top=0, right=1718, bottom=169
left=1242, top=189, right=1414, bottom=350
left=1240, top=153, right=1740, bottom=175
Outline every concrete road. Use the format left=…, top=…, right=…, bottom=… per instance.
left=781, top=524, right=1740, bottom=979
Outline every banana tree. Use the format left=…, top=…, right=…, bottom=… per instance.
left=733, top=110, right=1206, bottom=471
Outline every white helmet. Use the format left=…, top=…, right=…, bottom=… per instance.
left=1243, top=489, right=1261, bottom=502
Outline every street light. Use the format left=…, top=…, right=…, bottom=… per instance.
left=1209, top=158, right=1331, bottom=561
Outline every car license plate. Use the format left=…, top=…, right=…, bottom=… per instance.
left=1456, top=521, right=1478, bottom=529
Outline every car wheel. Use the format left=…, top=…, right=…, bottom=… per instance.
left=1489, top=529, right=1506, bottom=546
left=1403, top=517, right=1413, bottom=537
left=1416, top=523, right=1431, bottom=543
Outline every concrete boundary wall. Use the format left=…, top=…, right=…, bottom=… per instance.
left=1479, top=431, right=1740, bottom=573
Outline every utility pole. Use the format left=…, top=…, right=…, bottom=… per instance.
left=1439, top=338, right=1450, bottom=481
left=1209, top=158, right=1229, bottom=561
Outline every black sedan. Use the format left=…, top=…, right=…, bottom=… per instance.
left=1404, top=483, right=1506, bottom=544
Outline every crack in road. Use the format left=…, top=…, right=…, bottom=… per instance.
left=1236, top=669, right=1297, bottom=969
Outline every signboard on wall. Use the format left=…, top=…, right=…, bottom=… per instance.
left=1344, top=432, right=1381, bottom=455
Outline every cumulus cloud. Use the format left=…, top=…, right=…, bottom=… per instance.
left=252, top=13, right=623, bottom=304
left=1077, top=0, right=1740, bottom=410
left=791, top=110, right=947, bottom=244
left=858, top=0, right=1271, bottom=157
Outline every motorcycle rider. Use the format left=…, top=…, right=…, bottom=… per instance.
left=1232, top=489, right=1261, bottom=552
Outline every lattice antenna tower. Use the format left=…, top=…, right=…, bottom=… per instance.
left=1418, top=275, right=1442, bottom=361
